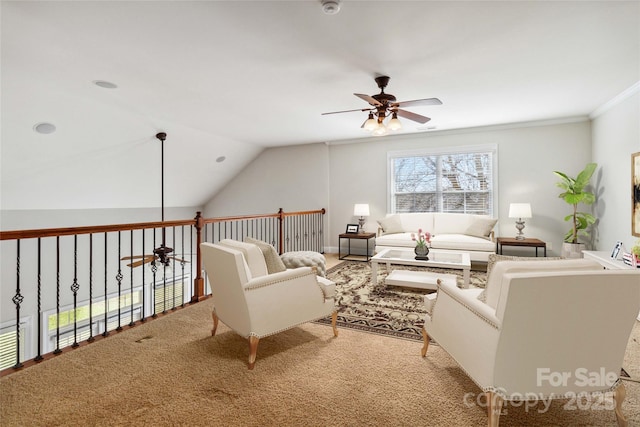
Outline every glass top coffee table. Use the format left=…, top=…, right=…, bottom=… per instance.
left=371, top=248, right=471, bottom=288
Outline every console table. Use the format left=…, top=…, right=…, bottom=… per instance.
left=496, top=237, right=547, bottom=257
left=338, top=232, right=376, bottom=262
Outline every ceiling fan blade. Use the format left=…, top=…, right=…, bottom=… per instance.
left=396, top=109, right=431, bottom=124
left=121, top=254, right=153, bottom=260
left=322, top=108, right=371, bottom=115
left=354, top=93, right=382, bottom=106
left=394, top=98, right=443, bottom=108
left=127, top=256, right=156, bottom=268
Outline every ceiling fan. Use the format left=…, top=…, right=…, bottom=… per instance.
left=120, top=132, right=188, bottom=269
left=322, top=75, right=442, bottom=136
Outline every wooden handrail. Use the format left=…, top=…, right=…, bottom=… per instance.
left=0, top=219, right=196, bottom=241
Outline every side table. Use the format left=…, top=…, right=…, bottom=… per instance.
left=496, top=237, right=547, bottom=257
left=338, top=232, right=376, bottom=262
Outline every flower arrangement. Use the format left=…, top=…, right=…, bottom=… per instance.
left=411, top=229, right=432, bottom=248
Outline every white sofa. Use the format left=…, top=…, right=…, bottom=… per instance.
left=375, top=212, right=498, bottom=262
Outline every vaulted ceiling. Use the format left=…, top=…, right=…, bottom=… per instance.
left=2, top=1, right=638, bottom=211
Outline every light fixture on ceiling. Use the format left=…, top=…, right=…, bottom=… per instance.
left=321, top=0, right=340, bottom=15
left=33, top=122, right=56, bottom=134
left=93, top=80, right=118, bottom=89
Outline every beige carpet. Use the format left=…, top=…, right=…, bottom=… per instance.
left=2, top=297, right=639, bottom=426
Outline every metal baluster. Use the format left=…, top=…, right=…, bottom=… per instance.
left=12, top=240, right=24, bottom=368
left=151, top=229, right=158, bottom=318
left=35, top=238, right=43, bottom=361
left=71, top=235, right=80, bottom=348
left=103, top=232, right=109, bottom=337
left=172, top=226, right=176, bottom=310
left=88, top=234, right=94, bottom=342
left=141, top=230, right=146, bottom=322
left=129, top=230, right=134, bottom=327
left=115, top=231, right=123, bottom=331
left=54, top=236, right=61, bottom=354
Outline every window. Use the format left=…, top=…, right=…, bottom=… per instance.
left=0, top=319, right=30, bottom=370
left=389, top=145, right=497, bottom=215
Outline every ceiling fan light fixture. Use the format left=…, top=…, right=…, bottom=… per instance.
left=388, top=112, right=402, bottom=131
left=372, top=124, right=388, bottom=136
left=363, top=113, right=378, bottom=131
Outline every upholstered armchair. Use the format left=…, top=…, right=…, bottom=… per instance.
left=421, top=258, right=640, bottom=426
left=200, top=239, right=338, bottom=369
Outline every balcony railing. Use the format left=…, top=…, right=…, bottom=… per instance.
left=0, top=208, right=325, bottom=375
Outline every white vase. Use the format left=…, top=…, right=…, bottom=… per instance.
left=561, top=242, right=585, bottom=259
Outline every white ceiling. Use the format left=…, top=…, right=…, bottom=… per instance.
left=1, top=1, right=639, bottom=211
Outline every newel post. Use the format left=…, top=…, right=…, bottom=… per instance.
left=192, top=211, right=206, bottom=302
left=278, top=208, right=284, bottom=255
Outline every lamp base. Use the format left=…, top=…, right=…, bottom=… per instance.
left=358, top=217, right=365, bottom=234
left=514, top=219, right=526, bottom=240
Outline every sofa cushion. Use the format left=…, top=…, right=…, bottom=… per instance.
left=218, top=239, right=268, bottom=278
left=375, top=232, right=416, bottom=248
left=244, top=237, right=287, bottom=274
left=397, top=213, right=435, bottom=234
left=431, top=234, right=496, bottom=252
left=481, top=259, right=603, bottom=309
left=377, top=215, right=404, bottom=234
left=465, top=217, right=498, bottom=238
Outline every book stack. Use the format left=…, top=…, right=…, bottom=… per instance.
left=621, top=252, right=639, bottom=268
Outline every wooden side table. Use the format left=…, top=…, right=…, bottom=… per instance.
left=496, top=237, right=547, bottom=257
left=338, top=232, right=376, bottom=262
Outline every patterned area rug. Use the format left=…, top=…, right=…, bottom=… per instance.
left=315, top=261, right=488, bottom=341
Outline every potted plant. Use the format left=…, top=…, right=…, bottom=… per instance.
left=553, top=162, right=597, bottom=258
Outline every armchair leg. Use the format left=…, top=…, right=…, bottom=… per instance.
left=331, top=310, right=339, bottom=337
left=614, top=382, right=628, bottom=427
left=421, top=326, right=429, bottom=357
left=248, top=336, right=260, bottom=370
left=486, top=391, right=503, bottom=427
left=211, top=311, right=219, bottom=336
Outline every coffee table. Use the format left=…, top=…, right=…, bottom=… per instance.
left=371, top=248, right=471, bottom=288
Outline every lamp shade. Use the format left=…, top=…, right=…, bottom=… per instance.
left=508, top=203, right=532, bottom=219
left=353, top=204, right=370, bottom=217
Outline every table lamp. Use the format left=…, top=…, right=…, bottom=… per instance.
left=353, top=204, right=370, bottom=234
left=509, top=203, right=532, bottom=240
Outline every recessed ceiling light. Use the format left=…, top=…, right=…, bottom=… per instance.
left=93, top=80, right=118, bottom=89
left=33, top=122, right=56, bottom=134
left=216, top=156, right=226, bottom=163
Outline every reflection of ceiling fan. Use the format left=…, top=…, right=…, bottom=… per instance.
left=120, top=132, right=188, bottom=269
left=322, top=75, right=442, bottom=135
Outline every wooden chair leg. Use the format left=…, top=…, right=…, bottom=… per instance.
left=486, top=391, right=503, bottom=427
left=248, top=336, right=260, bottom=370
left=211, top=311, right=219, bottom=336
left=331, top=310, right=339, bottom=337
left=614, top=382, right=628, bottom=427
left=421, top=326, right=429, bottom=357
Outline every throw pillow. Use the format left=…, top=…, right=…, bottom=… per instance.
left=465, top=217, right=498, bottom=239
left=478, top=254, right=564, bottom=303
left=377, top=215, right=404, bottom=235
left=244, top=237, right=287, bottom=274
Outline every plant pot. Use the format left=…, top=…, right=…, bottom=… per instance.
left=561, top=242, right=585, bottom=259
left=415, top=245, right=430, bottom=260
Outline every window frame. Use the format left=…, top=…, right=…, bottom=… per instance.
left=387, top=144, right=498, bottom=215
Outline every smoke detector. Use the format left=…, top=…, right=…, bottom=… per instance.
left=321, top=0, right=340, bottom=15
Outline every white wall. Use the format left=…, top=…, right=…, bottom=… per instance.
left=204, top=143, right=330, bottom=217
left=328, top=120, right=592, bottom=255
left=203, top=119, right=593, bottom=257
left=591, top=85, right=640, bottom=252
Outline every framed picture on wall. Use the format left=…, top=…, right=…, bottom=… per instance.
left=633, top=152, right=640, bottom=237
left=345, top=224, right=359, bottom=234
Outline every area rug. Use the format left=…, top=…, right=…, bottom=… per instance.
left=315, top=261, right=487, bottom=341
